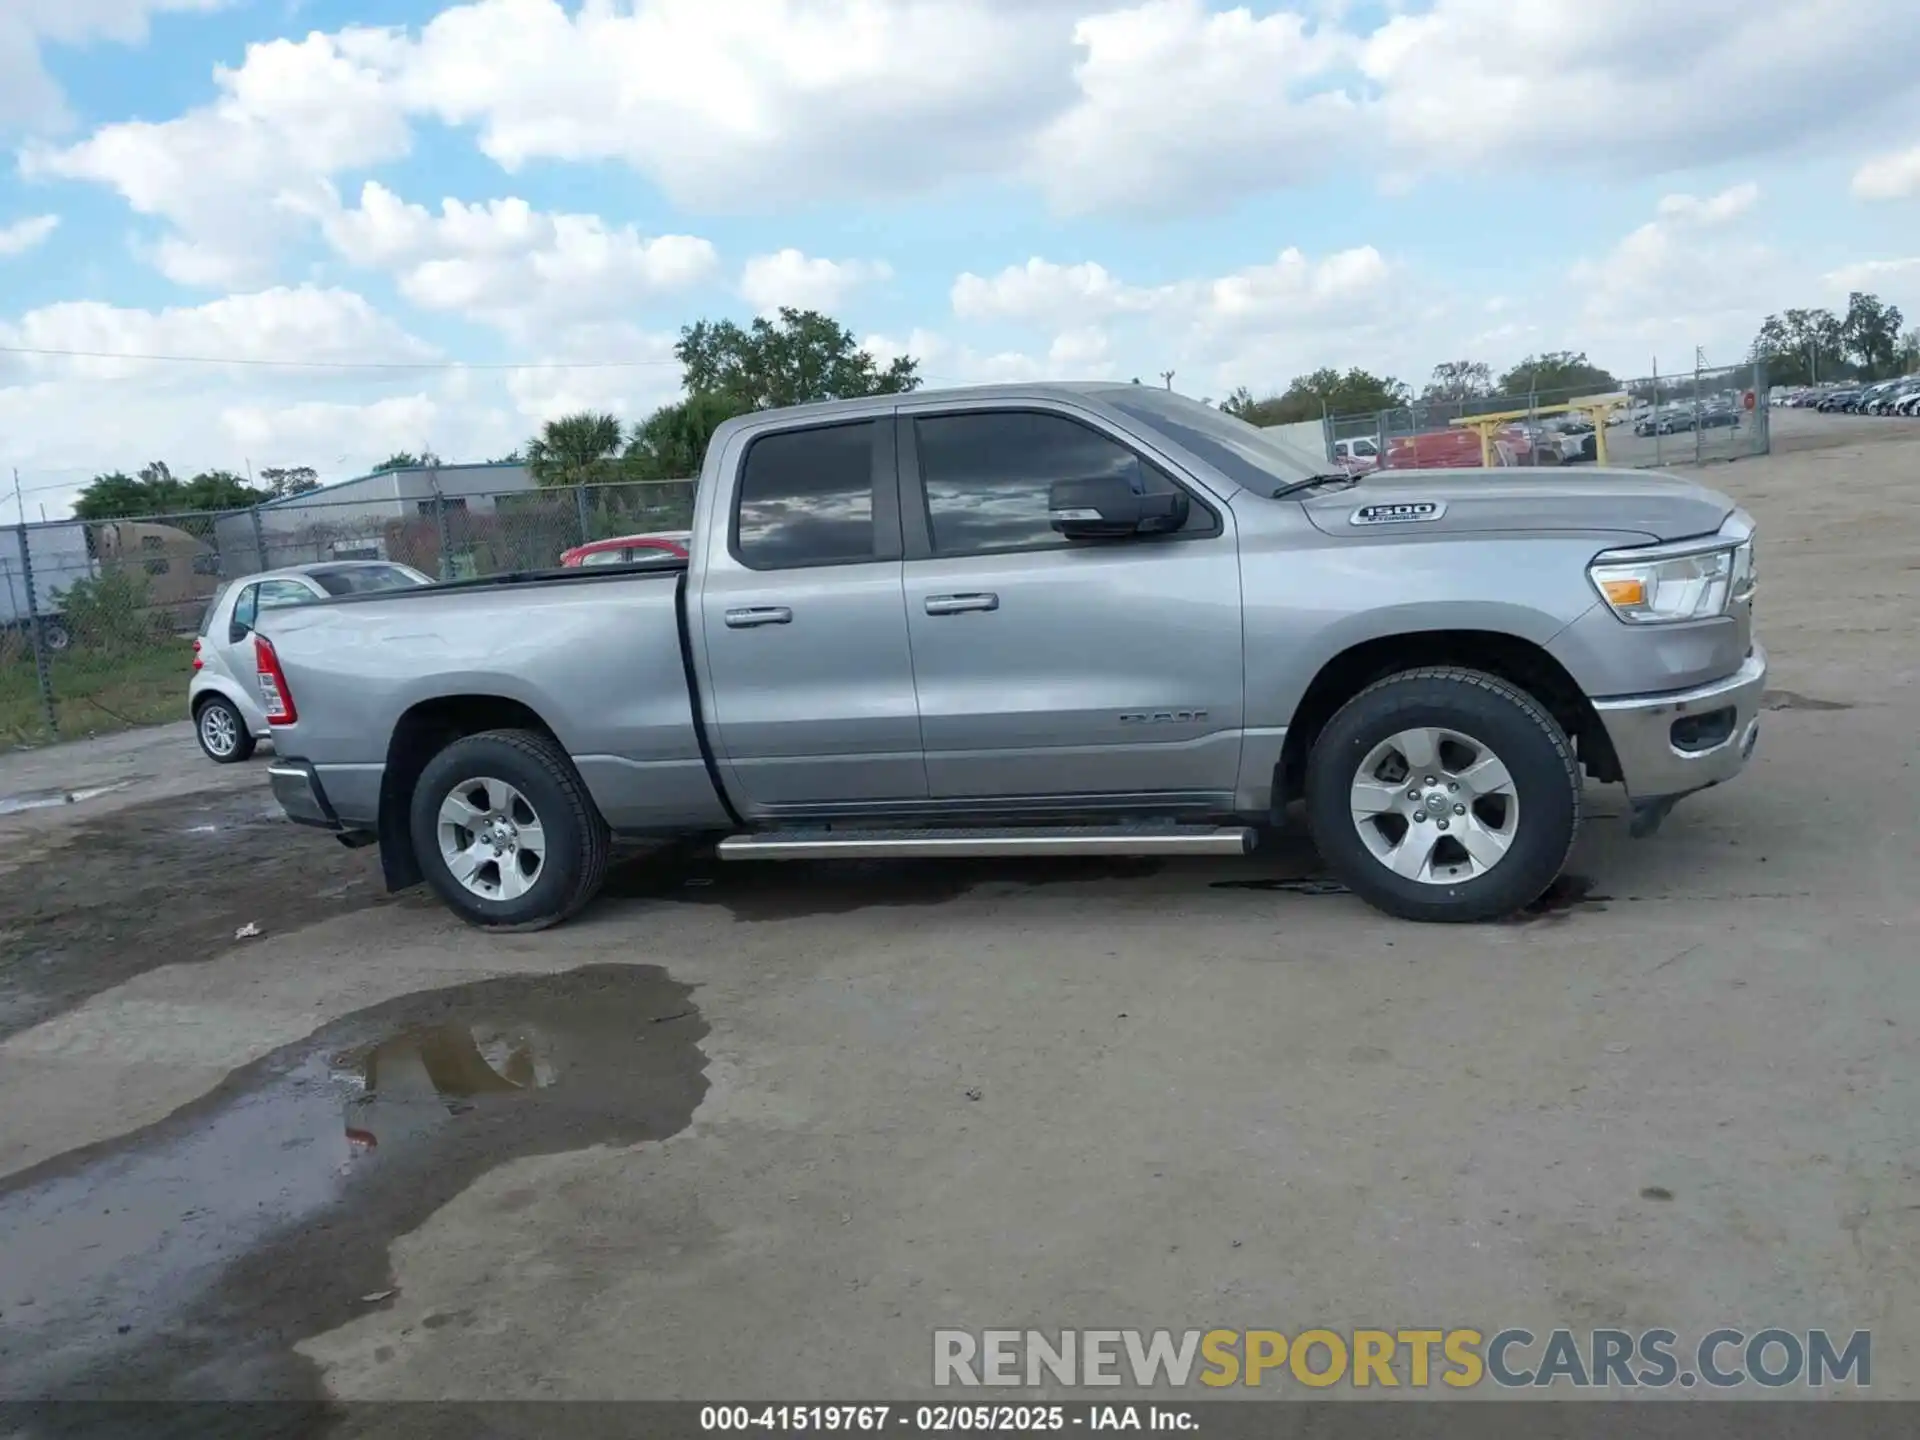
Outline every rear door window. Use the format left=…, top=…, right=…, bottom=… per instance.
left=733, top=421, right=880, bottom=569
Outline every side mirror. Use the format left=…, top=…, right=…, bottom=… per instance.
left=1048, top=473, right=1189, bottom=540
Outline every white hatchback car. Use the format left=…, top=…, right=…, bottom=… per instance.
left=188, top=560, right=431, bottom=763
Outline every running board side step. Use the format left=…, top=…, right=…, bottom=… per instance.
left=716, top=825, right=1257, bottom=861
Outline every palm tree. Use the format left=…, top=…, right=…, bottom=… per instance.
left=524, top=411, right=624, bottom=487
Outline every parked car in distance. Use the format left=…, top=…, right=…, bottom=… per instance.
left=559, top=531, right=693, bottom=568
left=189, top=561, right=431, bottom=763
left=257, top=382, right=1765, bottom=932
left=1331, top=437, right=1382, bottom=473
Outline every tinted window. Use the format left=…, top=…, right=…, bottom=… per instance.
left=309, top=564, right=427, bottom=595
left=578, top=549, right=626, bottom=567
left=735, top=422, right=877, bottom=568
left=232, top=584, right=259, bottom=630
left=914, top=411, right=1185, bottom=556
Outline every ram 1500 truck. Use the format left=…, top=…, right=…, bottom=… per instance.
left=257, top=383, right=1764, bottom=928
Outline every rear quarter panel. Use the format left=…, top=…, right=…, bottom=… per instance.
left=258, top=572, right=728, bottom=830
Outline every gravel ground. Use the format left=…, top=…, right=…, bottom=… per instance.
left=0, top=408, right=1914, bottom=1411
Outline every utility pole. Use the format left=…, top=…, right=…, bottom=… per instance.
left=1160, top=370, right=1175, bottom=391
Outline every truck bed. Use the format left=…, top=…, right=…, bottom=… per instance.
left=258, top=563, right=730, bottom=835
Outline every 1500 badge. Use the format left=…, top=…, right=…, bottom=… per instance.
left=1350, top=500, right=1446, bottom=526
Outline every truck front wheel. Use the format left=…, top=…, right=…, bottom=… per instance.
left=1305, top=667, right=1581, bottom=922
left=409, top=728, right=611, bottom=931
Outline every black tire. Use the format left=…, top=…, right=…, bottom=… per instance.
left=193, top=694, right=256, bottom=764
left=409, top=728, right=611, bottom=931
left=42, top=619, right=71, bottom=653
left=1305, top=667, right=1580, bottom=923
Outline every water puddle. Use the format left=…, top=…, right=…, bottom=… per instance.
left=0, top=779, right=143, bottom=817
left=0, top=965, right=708, bottom=1404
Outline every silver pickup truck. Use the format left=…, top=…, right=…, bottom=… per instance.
left=257, top=382, right=1764, bottom=928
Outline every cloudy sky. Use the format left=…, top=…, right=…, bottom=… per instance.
left=2, top=0, right=1918, bottom=516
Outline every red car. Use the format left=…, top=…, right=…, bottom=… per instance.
left=559, top=531, right=692, bottom=568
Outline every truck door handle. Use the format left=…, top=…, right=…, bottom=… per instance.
left=924, top=593, right=999, bottom=615
left=724, top=606, right=792, bottom=629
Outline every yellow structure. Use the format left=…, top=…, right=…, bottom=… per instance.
left=1448, top=392, right=1631, bottom=468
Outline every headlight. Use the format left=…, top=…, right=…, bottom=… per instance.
left=1589, top=542, right=1748, bottom=624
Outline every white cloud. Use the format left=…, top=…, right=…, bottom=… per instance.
left=390, top=0, right=1086, bottom=209
left=863, top=325, right=1122, bottom=387
left=0, top=288, right=453, bottom=500
left=1853, top=143, right=1920, bottom=202
left=504, top=323, right=685, bottom=426
left=1030, top=0, right=1361, bottom=214
left=310, top=181, right=719, bottom=338
left=218, top=394, right=443, bottom=460
left=951, top=259, right=1156, bottom=327
left=952, top=245, right=1396, bottom=338
left=0, top=215, right=60, bottom=257
left=1569, top=184, right=1788, bottom=369
left=0, top=285, right=434, bottom=382
left=0, top=0, right=228, bottom=131
left=21, top=29, right=411, bottom=286
left=739, top=249, right=891, bottom=315
left=1655, top=182, right=1760, bottom=226
left=1823, top=257, right=1920, bottom=292
left=1360, top=0, right=1920, bottom=181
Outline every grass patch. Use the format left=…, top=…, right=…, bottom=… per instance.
left=0, top=639, right=194, bottom=752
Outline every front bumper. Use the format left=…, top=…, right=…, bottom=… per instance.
left=268, top=759, right=342, bottom=830
left=1591, top=644, right=1767, bottom=804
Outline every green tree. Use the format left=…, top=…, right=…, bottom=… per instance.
left=626, top=392, right=752, bottom=481
left=676, top=307, right=920, bottom=410
left=178, top=470, right=265, bottom=511
left=71, top=464, right=263, bottom=519
left=1841, top=292, right=1905, bottom=380
left=259, top=466, right=321, bottom=499
left=1219, top=386, right=1259, bottom=420
left=524, top=411, right=625, bottom=488
left=1228, top=368, right=1411, bottom=424
left=1496, top=352, right=1619, bottom=401
left=71, top=471, right=148, bottom=520
left=1422, top=360, right=1494, bottom=404
left=1749, top=307, right=1849, bottom=386
left=1899, top=326, right=1920, bottom=373
left=373, top=451, right=438, bottom=473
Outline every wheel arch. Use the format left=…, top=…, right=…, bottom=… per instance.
left=376, top=695, right=566, bottom=892
left=1274, top=629, right=1620, bottom=809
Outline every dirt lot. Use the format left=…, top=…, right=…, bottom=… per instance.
left=0, top=408, right=1915, bottom=1414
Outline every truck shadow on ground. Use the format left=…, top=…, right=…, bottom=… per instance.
left=597, top=828, right=1342, bottom=923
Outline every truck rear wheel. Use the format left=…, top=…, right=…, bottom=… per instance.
left=1305, top=667, right=1580, bottom=923
left=409, top=728, right=610, bottom=931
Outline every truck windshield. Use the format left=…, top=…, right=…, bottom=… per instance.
left=1100, top=388, right=1326, bottom=492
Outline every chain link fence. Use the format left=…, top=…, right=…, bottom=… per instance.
left=2, top=478, right=695, bottom=750
left=1328, top=361, right=1771, bottom=473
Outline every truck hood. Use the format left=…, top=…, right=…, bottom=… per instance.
left=1299, top=468, right=1735, bottom=545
